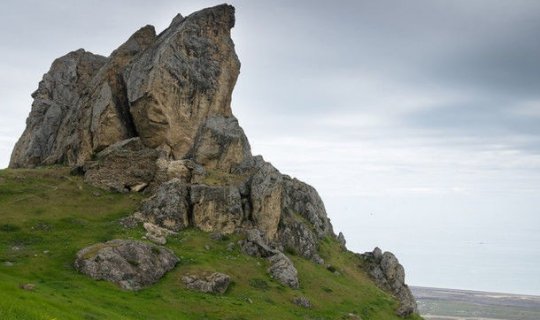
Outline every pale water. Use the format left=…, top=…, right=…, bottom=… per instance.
left=327, top=193, right=540, bottom=296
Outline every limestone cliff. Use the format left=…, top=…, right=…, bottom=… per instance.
left=9, top=4, right=417, bottom=316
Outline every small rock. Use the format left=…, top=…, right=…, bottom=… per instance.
left=130, top=182, right=148, bottom=192
left=20, top=283, right=36, bottom=291
left=143, top=222, right=175, bottom=245
left=43, top=250, right=50, bottom=254
left=182, top=272, right=231, bottom=294
left=118, top=215, right=140, bottom=229
left=146, top=233, right=166, bottom=245
left=293, top=296, right=312, bottom=308
left=204, top=244, right=211, bottom=251
left=4, top=261, right=14, bottom=267
left=93, top=192, right=101, bottom=197
left=210, top=232, right=224, bottom=241
left=337, top=232, right=347, bottom=249
left=226, top=242, right=235, bottom=251
left=345, top=313, right=362, bottom=320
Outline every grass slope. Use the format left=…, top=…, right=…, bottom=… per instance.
left=0, top=167, right=422, bottom=320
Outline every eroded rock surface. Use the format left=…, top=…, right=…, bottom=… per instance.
left=182, top=272, right=231, bottom=294
left=240, top=229, right=299, bottom=289
left=360, top=247, right=418, bottom=317
left=138, top=179, right=190, bottom=231
left=83, top=138, right=158, bottom=192
left=74, top=239, right=178, bottom=290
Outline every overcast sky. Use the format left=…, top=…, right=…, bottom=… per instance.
left=1, top=0, right=539, bottom=295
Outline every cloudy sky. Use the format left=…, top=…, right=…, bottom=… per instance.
left=1, top=0, right=539, bottom=295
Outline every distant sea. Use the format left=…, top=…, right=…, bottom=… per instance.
left=326, top=193, right=540, bottom=296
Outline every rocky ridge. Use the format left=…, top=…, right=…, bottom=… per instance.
left=9, top=4, right=417, bottom=316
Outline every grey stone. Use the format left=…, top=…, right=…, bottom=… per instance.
left=293, top=296, right=312, bottom=308
left=9, top=49, right=107, bottom=168
left=250, top=161, right=283, bottom=241
left=267, top=252, right=299, bottom=289
left=138, top=179, right=190, bottom=232
left=191, top=116, right=253, bottom=172
left=20, top=283, right=36, bottom=291
left=240, top=229, right=277, bottom=258
left=338, top=232, right=347, bottom=249
left=143, top=222, right=176, bottom=245
left=360, top=248, right=417, bottom=317
left=74, top=239, right=178, bottom=290
left=182, top=272, right=231, bottom=294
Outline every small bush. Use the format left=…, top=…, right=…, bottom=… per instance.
left=0, top=224, right=20, bottom=232
left=249, top=278, right=269, bottom=290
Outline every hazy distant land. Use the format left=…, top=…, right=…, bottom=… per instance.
left=412, top=286, right=540, bottom=320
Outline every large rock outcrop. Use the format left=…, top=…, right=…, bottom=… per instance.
left=74, top=239, right=178, bottom=290
left=10, top=4, right=244, bottom=171
left=11, top=4, right=417, bottom=317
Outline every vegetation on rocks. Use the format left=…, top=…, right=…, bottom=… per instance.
left=0, top=167, right=421, bottom=320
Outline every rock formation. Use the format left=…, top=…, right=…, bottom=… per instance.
left=10, top=4, right=417, bottom=316
left=74, top=239, right=178, bottom=290
left=182, top=272, right=231, bottom=294
left=360, top=247, right=418, bottom=316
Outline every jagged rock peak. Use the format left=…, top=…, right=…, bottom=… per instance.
left=10, top=4, right=244, bottom=169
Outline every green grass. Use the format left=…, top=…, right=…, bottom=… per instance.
left=0, top=167, right=422, bottom=320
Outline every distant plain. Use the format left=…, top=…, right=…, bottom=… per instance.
left=412, top=286, right=540, bottom=320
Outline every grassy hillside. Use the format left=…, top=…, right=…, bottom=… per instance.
left=0, top=167, right=421, bottom=320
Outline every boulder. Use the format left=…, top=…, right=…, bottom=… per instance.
left=182, top=272, right=231, bottom=294
left=190, top=116, right=253, bottom=172
left=240, top=229, right=299, bottom=289
left=74, top=239, right=178, bottom=290
left=360, top=248, right=418, bottom=317
left=267, top=252, right=299, bottom=289
left=143, top=222, right=176, bottom=245
left=338, top=232, right=347, bottom=249
left=239, top=229, right=277, bottom=258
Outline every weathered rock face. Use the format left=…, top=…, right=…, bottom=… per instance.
left=83, top=138, right=158, bottom=192
left=360, top=247, right=418, bottom=317
left=240, top=229, right=299, bottom=289
left=190, top=184, right=244, bottom=234
left=123, top=5, right=240, bottom=161
left=74, top=239, right=178, bottom=290
left=10, top=50, right=107, bottom=168
left=138, top=179, right=190, bottom=231
left=190, top=116, right=253, bottom=172
left=10, top=4, right=244, bottom=171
